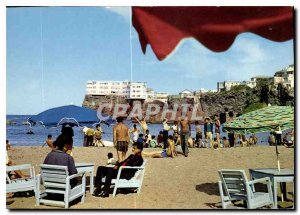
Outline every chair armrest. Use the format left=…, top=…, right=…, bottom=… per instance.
left=119, top=166, right=144, bottom=170
left=6, top=164, right=33, bottom=172
left=68, top=172, right=85, bottom=180
left=248, top=177, right=271, bottom=185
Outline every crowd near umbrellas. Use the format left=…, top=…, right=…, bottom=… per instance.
left=223, top=106, right=294, bottom=171
left=27, top=105, right=114, bottom=128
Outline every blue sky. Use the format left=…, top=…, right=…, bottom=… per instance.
left=6, top=6, right=294, bottom=115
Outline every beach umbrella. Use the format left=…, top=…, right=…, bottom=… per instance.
left=132, top=6, right=293, bottom=60
left=223, top=105, right=294, bottom=171
left=28, top=105, right=114, bottom=128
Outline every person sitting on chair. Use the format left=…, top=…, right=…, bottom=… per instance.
left=43, top=133, right=78, bottom=187
left=93, top=142, right=144, bottom=198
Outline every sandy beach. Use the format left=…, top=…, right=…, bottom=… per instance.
left=6, top=146, right=294, bottom=209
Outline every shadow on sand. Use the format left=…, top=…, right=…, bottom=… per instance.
left=195, top=182, right=219, bottom=196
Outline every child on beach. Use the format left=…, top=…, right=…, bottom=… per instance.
left=107, top=152, right=117, bottom=165
left=222, top=136, right=230, bottom=148
left=149, top=135, right=157, bottom=148
left=43, top=135, right=54, bottom=149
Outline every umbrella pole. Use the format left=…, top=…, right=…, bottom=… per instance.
left=275, top=144, right=280, bottom=172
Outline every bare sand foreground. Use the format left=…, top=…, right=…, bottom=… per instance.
left=6, top=146, right=294, bottom=210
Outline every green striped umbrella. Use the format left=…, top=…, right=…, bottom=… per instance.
left=223, top=106, right=294, bottom=134
left=223, top=105, right=294, bottom=171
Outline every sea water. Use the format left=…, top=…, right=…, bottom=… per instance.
left=6, top=115, right=284, bottom=147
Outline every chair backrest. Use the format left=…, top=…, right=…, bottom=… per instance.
left=218, top=169, right=248, bottom=199
left=133, top=160, right=147, bottom=180
left=40, top=164, right=69, bottom=189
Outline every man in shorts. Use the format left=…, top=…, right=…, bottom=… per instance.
left=113, top=117, right=130, bottom=163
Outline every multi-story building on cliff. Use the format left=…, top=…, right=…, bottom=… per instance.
left=86, top=80, right=147, bottom=100
left=274, top=64, right=294, bottom=90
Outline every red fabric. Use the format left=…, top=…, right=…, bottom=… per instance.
left=132, top=6, right=294, bottom=60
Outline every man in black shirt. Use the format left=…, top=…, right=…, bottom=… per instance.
left=93, top=142, right=144, bottom=198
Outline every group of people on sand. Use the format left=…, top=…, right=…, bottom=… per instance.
left=82, top=124, right=105, bottom=147
left=268, top=128, right=294, bottom=148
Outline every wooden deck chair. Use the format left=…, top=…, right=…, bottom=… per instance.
left=37, top=164, right=86, bottom=208
left=102, top=160, right=147, bottom=197
left=6, top=164, right=38, bottom=205
left=218, top=169, right=274, bottom=209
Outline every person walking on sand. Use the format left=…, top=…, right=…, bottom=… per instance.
left=135, top=117, right=148, bottom=135
left=94, top=124, right=104, bottom=147
left=178, top=116, right=190, bottom=157
left=113, top=117, right=130, bottom=163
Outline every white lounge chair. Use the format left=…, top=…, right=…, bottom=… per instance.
left=36, top=164, right=86, bottom=208
left=218, top=169, right=274, bottom=209
left=6, top=164, right=38, bottom=205
left=102, top=160, right=147, bottom=197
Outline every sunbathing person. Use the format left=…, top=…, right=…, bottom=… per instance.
left=142, top=135, right=176, bottom=158
left=93, top=142, right=144, bottom=198
left=6, top=140, right=28, bottom=179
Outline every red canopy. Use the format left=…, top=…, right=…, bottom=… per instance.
left=132, top=6, right=294, bottom=60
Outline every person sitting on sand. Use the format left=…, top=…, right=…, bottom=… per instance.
left=106, top=152, right=117, bottom=165
left=136, top=133, right=145, bottom=146
left=268, top=132, right=275, bottom=146
left=212, top=138, right=219, bottom=149
left=174, top=132, right=181, bottom=146
left=145, top=129, right=152, bottom=146
left=6, top=140, right=28, bottom=179
left=222, top=136, right=230, bottom=148
left=149, top=135, right=157, bottom=148
left=240, top=135, right=249, bottom=147
left=157, top=131, right=164, bottom=148
left=43, top=134, right=54, bottom=149
left=195, top=121, right=202, bottom=148
left=283, top=130, right=294, bottom=148
left=93, top=142, right=144, bottom=198
left=142, top=135, right=176, bottom=158
left=44, top=133, right=78, bottom=187
left=188, top=137, right=195, bottom=148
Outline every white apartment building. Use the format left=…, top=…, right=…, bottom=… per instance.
left=86, top=81, right=147, bottom=99
left=274, top=64, right=294, bottom=89
left=217, top=81, right=241, bottom=92
left=179, top=90, right=194, bottom=98
left=129, top=82, right=147, bottom=99
left=154, top=92, right=169, bottom=103
left=146, top=88, right=168, bottom=103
